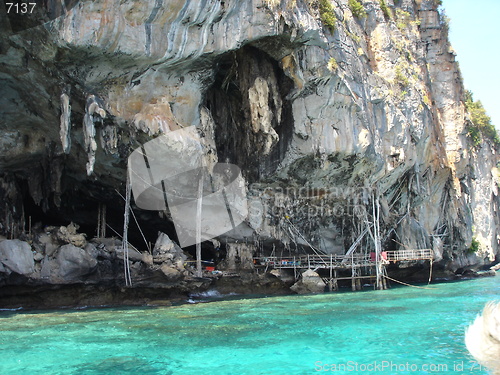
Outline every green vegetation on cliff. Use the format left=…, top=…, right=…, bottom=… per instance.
left=380, top=0, right=392, bottom=20
left=327, top=57, right=338, bottom=72
left=468, top=237, right=480, bottom=254
left=319, top=0, right=336, bottom=33
left=349, top=0, right=366, bottom=18
left=465, top=90, right=500, bottom=147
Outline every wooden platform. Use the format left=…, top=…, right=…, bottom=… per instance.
left=254, top=249, right=433, bottom=291
left=255, top=249, right=432, bottom=269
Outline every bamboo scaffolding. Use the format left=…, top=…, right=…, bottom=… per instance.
left=97, top=203, right=107, bottom=238
left=115, top=189, right=150, bottom=253
left=122, top=173, right=132, bottom=287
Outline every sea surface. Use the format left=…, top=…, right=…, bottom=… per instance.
left=1, top=277, right=498, bottom=375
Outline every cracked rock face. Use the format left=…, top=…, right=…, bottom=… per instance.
left=0, top=0, right=499, bottom=278
left=56, top=243, right=98, bottom=281
left=0, top=240, right=34, bottom=275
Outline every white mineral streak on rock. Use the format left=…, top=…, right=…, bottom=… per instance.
left=59, top=92, right=71, bottom=154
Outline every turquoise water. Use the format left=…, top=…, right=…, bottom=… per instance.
left=1, top=277, right=498, bottom=375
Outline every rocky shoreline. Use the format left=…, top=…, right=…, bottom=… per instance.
left=0, top=273, right=291, bottom=311
left=1, top=223, right=496, bottom=310
left=0, top=224, right=292, bottom=309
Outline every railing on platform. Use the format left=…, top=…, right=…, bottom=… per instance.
left=385, top=249, right=433, bottom=262
left=254, top=254, right=373, bottom=269
left=255, top=249, right=433, bottom=269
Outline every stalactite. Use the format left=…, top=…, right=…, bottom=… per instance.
left=100, top=125, right=118, bottom=154
left=59, top=90, right=71, bottom=154
left=83, top=95, right=106, bottom=176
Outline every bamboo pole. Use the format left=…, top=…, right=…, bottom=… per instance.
left=101, top=204, right=106, bottom=238
left=97, top=203, right=107, bottom=238
left=333, top=269, right=338, bottom=291
left=115, top=190, right=150, bottom=252
left=21, top=210, right=25, bottom=235
left=330, top=254, right=332, bottom=279
left=196, top=170, right=204, bottom=278
left=428, top=258, right=434, bottom=285
left=97, top=203, right=101, bottom=238
left=122, top=173, right=132, bottom=287
left=373, top=191, right=382, bottom=290
left=351, top=251, right=356, bottom=291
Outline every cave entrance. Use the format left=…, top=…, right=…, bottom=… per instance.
left=204, top=45, right=295, bottom=182
left=16, top=174, right=180, bottom=254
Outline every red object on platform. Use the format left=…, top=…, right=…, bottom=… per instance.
left=205, top=266, right=215, bottom=272
left=370, top=252, right=387, bottom=261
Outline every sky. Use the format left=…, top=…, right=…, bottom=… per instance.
left=443, top=0, right=500, bottom=129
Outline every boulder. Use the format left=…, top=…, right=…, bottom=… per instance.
left=84, top=243, right=102, bottom=259
left=115, top=246, right=145, bottom=262
left=57, top=223, right=87, bottom=248
left=290, top=269, right=326, bottom=294
left=34, top=252, right=44, bottom=262
left=160, top=264, right=181, bottom=280
left=37, top=232, right=59, bottom=257
left=86, top=242, right=112, bottom=260
left=490, top=263, right=500, bottom=271
left=37, top=232, right=52, bottom=246
left=95, top=238, right=121, bottom=252
left=96, top=238, right=145, bottom=262
left=142, top=253, right=153, bottom=265
left=153, top=232, right=187, bottom=265
left=57, top=244, right=97, bottom=280
left=0, top=239, right=34, bottom=275
left=270, top=269, right=295, bottom=283
left=40, top=255, right=54, bottom=280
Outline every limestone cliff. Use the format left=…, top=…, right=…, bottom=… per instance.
left=0, top=0, right=499, bottom=295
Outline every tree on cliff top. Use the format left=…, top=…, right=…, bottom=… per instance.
left=465, top=90, right=500, bottom=148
